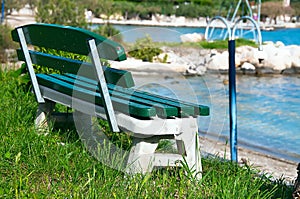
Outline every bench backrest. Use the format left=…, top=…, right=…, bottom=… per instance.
left=11, top=23, right=135, bottom=88
left=12, top=23, right=138, bottom=132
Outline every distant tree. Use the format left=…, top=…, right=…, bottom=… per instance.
left=175, top=3, right=212, bottom=18
left=1, top=0, right=27, bottom=15
left=82, top=0, right=116, bottom=20
left=77, top=0, right=122, bottom=41
left=0, top=24, right=17, bottom=62
left=35, top=0, right=87, bottom=27
left=114, top=1, right=137, bottom=20
left=291, top=1, right=300, bottom=20
left=261, top=1, right=284, bottom=24
left=27, top=0, right=39, bottom=12
left=283, top=6, right=295, bottom=21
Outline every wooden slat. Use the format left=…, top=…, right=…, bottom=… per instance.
left=16, top=49, right=135, bottom=88
left=104, top=66, right=135, bottom=88
left=49, top=74, right=179, bottom=118
left=11, top=23, right=126, bottom=61
left=63, top=74, right=206, bottom=117
left=135, top=90, right=210, bottom=116
left=36, top=74, right=156, bottom=118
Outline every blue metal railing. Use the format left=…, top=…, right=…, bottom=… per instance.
left=205, top=16, right=262, bottom=162
left=1, top=0, right=4, bottom=24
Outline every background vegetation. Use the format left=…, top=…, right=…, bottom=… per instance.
left=0, top=25, right=17, bottom=62
left=1, top=0, right=300, bottom=24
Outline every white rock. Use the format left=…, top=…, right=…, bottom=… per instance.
left=195, top=65, right=207, bottom=75
left=186, top=64, right=206, bottom=75
left=285, top=45, right=300, bottom=67
left=254, top=49, right=268, bottom=64
left=291, top=58, right=300, bottom=67
left=262, top=44, right=292, bottom=70
left=207, top=51, right=229, bottom=70
left=235, top=53, right=241, bottom=67
left=241, top=62, right=256, bottom=70
left=186, top=68, right=198, bottom=74
left=156, top=52, right=180, bottom=64
left=210, top=49, right=218, bottom=55
left=180, top=33, right=204, bottom=43
left=264, top=41, right=274, bottom=45
left=275, top=41, right=285, bottom=48
left=237, top=46, right=260, bottom=65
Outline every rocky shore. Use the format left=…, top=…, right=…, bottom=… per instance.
left=110, top=41, right=300, bottom=77
left=154, top=41, right=300, bottom=76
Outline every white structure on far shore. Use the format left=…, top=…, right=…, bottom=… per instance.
left=283, top=0, right=290, bottom=7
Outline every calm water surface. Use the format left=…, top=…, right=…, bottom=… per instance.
left=112, top=24, right=300, bottom=45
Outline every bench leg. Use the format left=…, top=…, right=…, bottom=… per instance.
left=35, top=100, right=55, bottom=133
left=126, top=118, right=202, bottom=178
left=126, top=137, right=159, bottom=174
left=175, top=118, right=202, bottom=178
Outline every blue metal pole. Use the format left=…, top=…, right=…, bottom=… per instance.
left=1, top=0, right=4, bottom=24
left=228, top=39, right=238, bottom=162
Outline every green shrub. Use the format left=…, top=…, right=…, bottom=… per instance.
left=35, top=0, right=87, bottom=28
left=128, top=35, right=162, bottom=62
left=0, top=25, right=17, bottom=63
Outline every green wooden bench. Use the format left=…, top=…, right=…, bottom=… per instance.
left=11, top=23, right=209, bottom=176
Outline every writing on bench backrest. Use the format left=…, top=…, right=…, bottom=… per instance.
left=11, top=23, right=135, bottom=88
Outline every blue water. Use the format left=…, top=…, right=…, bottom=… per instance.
left=111, top=24, right=300, bottom=46
left=111, top=24, right=300, bottom=162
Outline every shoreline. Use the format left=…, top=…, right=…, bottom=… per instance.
left=4, top=13, right=300, bottom=30
left=91, top=16, right=300, bottom=30
left=200, top=131, right=300, bottom=164
left=200, top=136, right=298, bottom=184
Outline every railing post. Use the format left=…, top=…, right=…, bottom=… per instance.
left=228, top=39, right=238, bottom=162
left=206, top=15, right=263, bottom=163
left=1, top=0, right=4, bottom=24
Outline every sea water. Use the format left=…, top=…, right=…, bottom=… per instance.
left=112, top=24, right=300, bottom=45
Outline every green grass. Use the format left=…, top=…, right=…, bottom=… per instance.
left=197, top=38, right=258, bottom=49
left=126, top=38, right=258, bottom=51
left=0, top=66, right=293, bottom=198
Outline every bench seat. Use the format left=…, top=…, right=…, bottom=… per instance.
left=36, top=73, right=209, bottom=119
